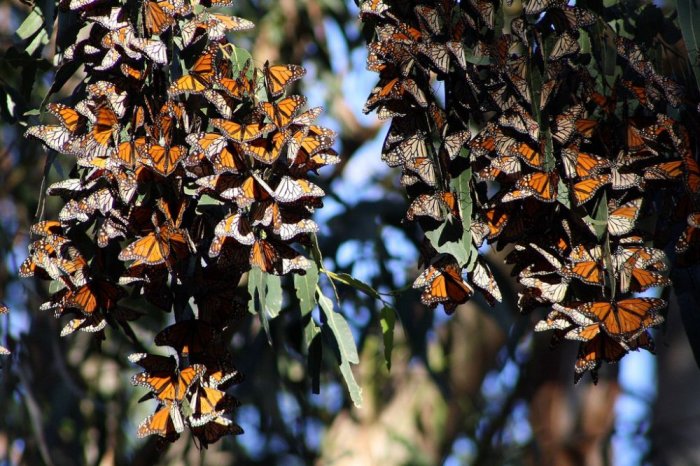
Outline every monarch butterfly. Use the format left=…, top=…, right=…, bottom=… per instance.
left=132, top=363, right=205, bottom=404
left=509, top=142, right=543, bottom=168
left=576, top=298, right=665, bottom=339
left=187, top=12, right=254, bottom=44
left=97, top=217, right=127, bottom=248
left=211, top=118, right=273, bottom=143
left=213, top=213, right=255, bottom=247
left=561, top=255, right=604, bottom=286
left=155, top=320, right=218, bottom=356
left=197, top=174, right=267, bottom=208
left=242, top=130, right=291, bottom=165
left=440, top=130, right=470, bottom=161
left=276, top=219, right=319, bottom=242
left=619, top=266, right=671, bottom=293
left=676, top=212, right=700, bottom=254
left=365, top=77, right=428, bottom=112
left=263, top=62, right=305, bottom=98
left=498, top=106, right=539, bottom=141
left=60, top=315, right=107, bottom=337
left=137, top=403, right=182, bottom=439
left=413, top=259, right=473, bottom=313
left=216, top=59, right=256, bottom=99
left=610, top=165, right=642, bottom=190
left=534, top=308, right=577, bottom=333
left=360, top=0, right=390, bottom=17
left=417, top=42, right=450, bottom=74
left=549, top=31, right=580, bottom=61
left=186, top=133, right=244, bottom=174
left=520, top=275, right=569, bottom=303
left=644, top=160, right=684, bottom=183
left=249, top=238, right=310, bottom=275
left=64, top=279, right=124, bottom=315
left=551, top=5, right=597, bottom=30
left=503, top=171, right=559, bottom=203
left=490, top=154, right=521, bottom=176
left=188, top=385, right=238, bottom=427
left=683, top=154, right=700, bottom=194
left=607, top=197, right=642, bottom=236
left=287, top=126, right=335, bottom=160
left=470, top=0, right=495, bottom=29
left=190, top=415, right=243, bottom=448
left=119, top=208, right=188, bottom=266
left=615, top=37, right=652, bottom=77
left=142, top=0, right=178, bottom=36
left=59, top=188, right=115, bottom=223
left=87, top=81, right=127, bottom=118
left=114, top=138, right=145, bottom=168
left=273, top=176, right=324, bottom=203
left=25, top=124, right=79, bottom=154
left=561, top=145, right=610, bottom=179
left=47, top=103, right=85, bottom=133
left=551, top=104, right=584, bottom=145
left=524, top=0, right=559, bottom=15
left=404, top=156, right=437, bottom=187
left=574, top=330, right=655, bottom=384
left=382, top=133, right=427, bottom=168
left=168, top=46, right=217, bottom=96
left=572, top=174, right=611, bottom=206
left=406, top=192, right=459, bottom=221
left=259, top=95, right=307, bottom=129
left=144, top=144, right=186, bottom=177
left=30, top=220, right=63, bottom=237
left=469, top=258, right=503, bottom=305
left=415, top=5, right=443, bottom=35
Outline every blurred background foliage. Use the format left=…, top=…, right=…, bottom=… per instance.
left=1, top=0, right=700, bottom=465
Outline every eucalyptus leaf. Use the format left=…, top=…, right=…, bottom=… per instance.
left=247, top=268, right=272, bottom=344
left=17, top=9, right=44, bottom=41
left=380, top=306, right=396, bottom=371
left=318, top=292, right=362, bottom=406
left=326, top=271, right=380, bottom=300
left=265, top=273, right=282, bottom=319
left=295, top=263, right=319, bottom=317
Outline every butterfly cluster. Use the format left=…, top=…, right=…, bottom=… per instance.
left=22, top=0, right=337, bottom=446
left=361, top=0, right=699, bottom=382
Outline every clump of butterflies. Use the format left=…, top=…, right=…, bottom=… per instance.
left=360, top=0, right=699, bottom=382
left=21, top=0, right=338, bottom=447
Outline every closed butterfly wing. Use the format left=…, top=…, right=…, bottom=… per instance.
left=572, top=174, right=611, bottom=206
left=264, top=63, right=305, bottom=98
left=608, top=197, right=642, bottom=236
left=137, top=404, right=182, bottom=440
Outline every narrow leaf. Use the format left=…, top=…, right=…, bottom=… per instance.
left=294, top=263, right=319, bottom=317
left=318, top=292, right=362, bottom=406
left=247, top=268, right=272, bottom=344
left=17, top=9, right=44, bottom=41
left=380, top=306, right=396, bottom=371
left=326, top=271, right=380, bottom=299
left=264, top=273, right=282, bottom=318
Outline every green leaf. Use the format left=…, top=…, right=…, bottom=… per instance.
left=265, top=273, right=282, bottom=319
left=326, top=271, right=380, bottom=299
left=17, top=9, right=44, bottom=41
left=25, top=29, right=48, bottom=56
left=556, top=178, right=571, bottom=209
left=247, top=268, right=272, bottom=344
left=303, top=318, right=321, bottom=351
left=294, top=263, right=319, bottom=317
left=677, top=0, right=700, bottom=93
left=591, top=190, right=609, bottom=241
left=318, top=292, right=362, bottom=406
left=425, top=168, right=473, bottom=268
left=379, top=306, right=396, bottom=371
